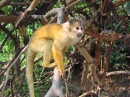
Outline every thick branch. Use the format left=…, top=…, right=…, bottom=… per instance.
left=15, top=0, right=39, bottom=27
left=45, top=6, right=65, bottom=96
left=114, top=0, right=129, bottom=8
left=0, top=0, right=11, bottom=9
left=106, top=71, right=130, bottom=76
left=85, top=30, right=122, bottom=42
left=75, top=43, right=95, bottom=63
left=25, top=0, right=39, bottom=12
left=10, top=1, right=50, bottom=6
left=0, top=15, right=17, bottom=23
left=45, top=67, right=64, bottom=97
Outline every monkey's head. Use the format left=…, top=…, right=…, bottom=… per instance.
left=63, top=19, right=84, bottom=38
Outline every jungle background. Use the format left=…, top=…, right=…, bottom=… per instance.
left=0, top=0, right=130, bottom=97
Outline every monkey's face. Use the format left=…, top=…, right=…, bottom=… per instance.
left=70, top=22, right=84, bottom=38
left=75, top=26, right=84, bottom=37
left=62, top=19, right=84, bottom=46
left=66, top=22, right=84, bottom=45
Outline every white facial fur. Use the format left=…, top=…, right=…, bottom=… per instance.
left=62, top=19, right=84, bottom=46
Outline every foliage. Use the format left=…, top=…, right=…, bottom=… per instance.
left=110, top=42, right=127, bottom=70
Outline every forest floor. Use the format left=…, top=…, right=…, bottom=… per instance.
left=100, top=74, right=130, bottom=97
left=67, top=68, right=130, bottom=97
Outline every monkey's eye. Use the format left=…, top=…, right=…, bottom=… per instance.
left=81, top=27, right=83, bottom=30
left=76, top=27, right=79, bottom=30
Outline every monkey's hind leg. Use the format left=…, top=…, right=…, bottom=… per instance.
left=42, top=42, right=56, bottom=68
left=42, top=53, right=57, bottom=68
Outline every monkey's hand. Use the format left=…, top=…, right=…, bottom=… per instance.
left=59, top=69, right=65, bottom=79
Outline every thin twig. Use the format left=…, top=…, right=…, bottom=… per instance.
left=106, top=70, right=130, bottom=76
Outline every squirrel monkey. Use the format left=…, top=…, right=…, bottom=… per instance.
left=26, top=19, right=84, bottom=97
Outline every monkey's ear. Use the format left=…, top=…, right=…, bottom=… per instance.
left=62, top=22, right=70, bottom=31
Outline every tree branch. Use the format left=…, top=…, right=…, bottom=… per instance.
left=0, top=0, right=11, bottom=9
left=45, top=67, right=64, bottom=97
left=106, top=70, right=130, bottom=76
left=2, top=45, right=28, bottom=97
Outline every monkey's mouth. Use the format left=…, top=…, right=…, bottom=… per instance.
left=76, top=33, right=82, bottom=37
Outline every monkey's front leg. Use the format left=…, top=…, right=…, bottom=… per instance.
left=52, top=44, right=65, bottom=78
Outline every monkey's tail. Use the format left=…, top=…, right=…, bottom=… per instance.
left=26, top=46, right=36, bottom=97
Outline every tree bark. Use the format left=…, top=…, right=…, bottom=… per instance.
left=45, top=67, right=64, bottom=97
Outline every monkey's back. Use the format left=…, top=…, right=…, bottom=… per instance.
left=32, top=23, right=63, bottom=39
